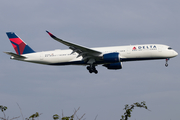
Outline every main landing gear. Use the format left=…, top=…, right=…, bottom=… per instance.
left=87, top=64, right=98, bottom=74
left=165, top=58, right=169, bottom=67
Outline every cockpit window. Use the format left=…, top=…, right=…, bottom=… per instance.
left=168, top=47, right=172, bottom=50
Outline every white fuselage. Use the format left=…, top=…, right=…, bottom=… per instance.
left=12, top=44, right=178, bottom=66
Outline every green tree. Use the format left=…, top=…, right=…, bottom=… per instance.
left=25, top=112, right=42, bottom=120
left=0, top=105, right=7, bottom=120
left=120, top=101, right=150, bottom=120
left=53, top=107, right=85, bottom=120
left=0, top=105, right=20, bottom=120
left=53, top=114, right=59, bottom=120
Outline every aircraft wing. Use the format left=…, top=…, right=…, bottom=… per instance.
left=46, top=31, right=102, bottom=61
left=4, top=52, right=26, bottom=59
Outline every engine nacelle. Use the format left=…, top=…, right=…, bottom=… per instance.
left=103, top=52, right=120, bottom=63
left=103, top=62, right=123, bottom=70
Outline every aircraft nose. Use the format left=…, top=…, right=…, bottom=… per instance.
left=174, top=51, right=178, bottom=56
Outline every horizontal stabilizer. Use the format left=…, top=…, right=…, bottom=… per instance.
left=4, top=52, right=26, bottom=59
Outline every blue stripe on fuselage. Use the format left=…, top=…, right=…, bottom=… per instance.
left=47, top=57, right=167, bottom=66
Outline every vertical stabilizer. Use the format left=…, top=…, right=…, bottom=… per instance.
left=6, top=32, right=35, bottom=55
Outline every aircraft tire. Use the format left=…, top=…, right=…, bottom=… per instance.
left=94, top=70, right=98, bottom=74
left=87, top=66, right=90, bottom=70
left=165, top=63, right=168, bottom=67
left=89, top=70, right=93, bottom=73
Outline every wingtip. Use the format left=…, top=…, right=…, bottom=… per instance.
left=46, top=30, right=52, bottom=36
left=46, top=30, right=51, bottom=35
left=46, top=30, right=57, bottom=39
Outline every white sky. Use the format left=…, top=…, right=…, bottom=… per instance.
left=0, top=0, right=180, bottom=120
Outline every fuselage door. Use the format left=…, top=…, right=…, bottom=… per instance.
left=158, top=46, right=162, bottom=52
left=40, top=52, right=44, bottom=60
left=126, top=46, right=131, bottom=54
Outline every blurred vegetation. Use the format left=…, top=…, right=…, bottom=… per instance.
left=0, top=101, right=149, bottom=120
left=0, top=105, right=19, bottom=120
left=25, top=112, right=42, bottom=120
left=120, top=101, right=150, bottom=120
left=52, top=107, right=86, bottom=120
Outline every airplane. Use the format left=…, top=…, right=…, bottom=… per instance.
left=4, top=31, right=178, bottom=74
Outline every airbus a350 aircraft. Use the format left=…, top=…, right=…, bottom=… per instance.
left=4, top=31, right=178, bottom=74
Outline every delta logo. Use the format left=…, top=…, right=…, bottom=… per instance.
left=132, top=45, right=157, bottom=51
left=132, top=47, right=137, bottom=50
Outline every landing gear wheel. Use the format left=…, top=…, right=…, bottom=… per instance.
left=165, top=63, right=168, bottom=67
left=165, top=58, right=169, bottom=67
left=94, top=70, right=98, bottom=74
left=87, top=66, right=90, bottom=70
left=86, top=65, right=98, bottom=74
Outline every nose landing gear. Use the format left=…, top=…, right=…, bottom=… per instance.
left=165, top=58, right=169, bottom=67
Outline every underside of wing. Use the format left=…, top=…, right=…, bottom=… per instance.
left=46, top=31, right=102, bottom=62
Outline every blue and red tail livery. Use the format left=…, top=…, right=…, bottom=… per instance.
left=6, top=32, right=35, bottom=55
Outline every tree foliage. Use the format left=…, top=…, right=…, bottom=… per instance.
left=0, top=105, right=20, bottom=120
left=0, top=106, right=7, bottom=112
left=120, top=101, right=150, bottom=120
left=53, top=114, right=59, bottom=120
left=53, top=107, right=86, bottom=120
left=25, top=112, right=42, bottom=120
left=0, top=102, right=149, bottom=120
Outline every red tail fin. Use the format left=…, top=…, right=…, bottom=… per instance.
left=6, top=32, right=35, bottom=55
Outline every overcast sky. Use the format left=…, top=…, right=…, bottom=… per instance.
left=0, top=0, right=180, bottom=120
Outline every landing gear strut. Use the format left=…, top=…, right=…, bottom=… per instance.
left=87, top=64, right=98, bottom=74
left=165, top=58, right=169, bottom=67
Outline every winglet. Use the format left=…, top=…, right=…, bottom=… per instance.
left=46, top=31, right=57, bottom=39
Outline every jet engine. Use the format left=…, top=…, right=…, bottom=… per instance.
left=103, top=62, right=123, bottom=70
left=103, top=52, right=121, bottom=63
